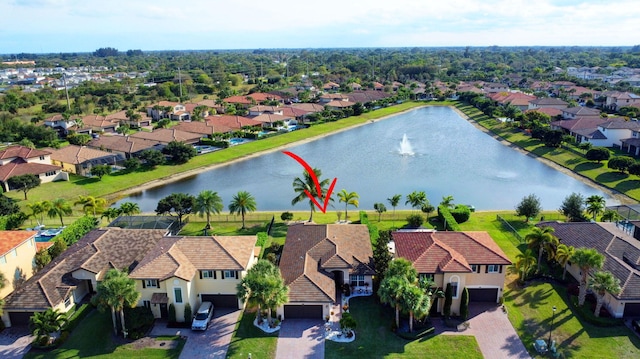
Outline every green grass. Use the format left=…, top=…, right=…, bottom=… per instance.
left=23, top=310, right=185, bottom=359
left=325, top=296, right=482, bottom=359
left=226, top=311, right=278, bottom=359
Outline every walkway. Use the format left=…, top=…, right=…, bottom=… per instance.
left=435, top=303, right=531, bottom=359
left=0, top=327, right=32, bottom=359
left=275, top=319, right=324, bottom=359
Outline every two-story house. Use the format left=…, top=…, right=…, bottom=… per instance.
left=0, top=231, right=38, bottom=299
left=48, top=145, right=125, bottom=176
left=146, top=101, right=187, bottom=121
left=0, top=146, right=67, bottom=192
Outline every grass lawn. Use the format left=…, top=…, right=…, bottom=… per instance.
left=226, top=311, right=278, bottom=359
left=23, top=310, right=185, bottom=359
left=325, top=296, right=482, bottom=359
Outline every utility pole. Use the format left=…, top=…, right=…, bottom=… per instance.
left=63, top=74, right=70, bottom=111
left=178, top=67, right=183, bottom=100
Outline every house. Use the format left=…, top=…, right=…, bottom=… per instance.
left=603, top=92, right=640, bottom=111
left=223, top=93, right=282, bottom=107
left=537, top=221, right=640, bottom=317
left=48, top=145, right=125, bottom=176
left=205, top=115, right=262, bottom=132
left=483, top=83, right=509, bottom=93
left=594, top=119, right=640, bottom=148
left=319, top=93, right=349, bottom=104
left=146, top=101, right=187, bottom=121
left=0, top=231, right=38, bottom=299
left=172, top=121, right=217, bottom=139
left=105, top=110, right=152, bottom=129
left=248, top=105, right=283, bottom=117
left=488, top=92, right=537, bottom=111
left=251, top=113, right=295, bottom=128
left=129, top=128, right=202, bottom=145
left=528, top=98, right=569, bottom=110
left=391, top=230, right=511, bottom=314
left=561, top=107, right=601, bottom=120
left=322, top=82, right=340, bottom=91
left=0, top=146, right=67, bottom=192
left=43, top=114, right=82, bottom=136
left=86, top=135, right=164, bottom=159
left=129, top=235, right=258, bottom=321
left=551, top=117, right=607, bottom=144
left=80, top=115, right=119, bottom=133
left=276, top=223, right=374, bottom=320
left=346, top=90, right=392, bottom=104
left=1, top=228, right=168, bottom=327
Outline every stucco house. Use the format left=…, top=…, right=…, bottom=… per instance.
left=538, top=221, right=640, bottom=317
left=0, top=231, right=38, bottom=300
left=391, top=230, right=511, bottom=315
left=276, top=223, right=374, bottom=320
left=48, top=145, right=125, bottom=176
left=0, top=145, right=67, bottom=192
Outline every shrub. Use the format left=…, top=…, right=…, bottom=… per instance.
left=168, top=304, right=176, bottom=323
left=437, top=205, right=461, bottom=231
left=586, top=147, right=610, bottom=163
left=256, top=232, right=268, bottom=248
left=406, top=214, right=424, bottom=228
left=460, top=287, right=469, bottom=320
left=184, top=303, right=192, bottom=325
left=450, top=205, right=471, bottom=223
left=56, top=215, right=99, bottom=246
left=280, top=211, right=293, bottom=221
left=443, top=283, right=453, bottom=318
left=359, top=211, right=379, bottom=243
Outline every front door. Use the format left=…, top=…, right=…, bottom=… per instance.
left=159, top=304, right=168, bottom=318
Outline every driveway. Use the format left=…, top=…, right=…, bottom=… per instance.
left=0, top=326, right=33, bottom=359
left=150, top=308, right=241, bottom=359
left=435, top=303, right=531, bottom=359
left=275, top=319, right=324, bottom=359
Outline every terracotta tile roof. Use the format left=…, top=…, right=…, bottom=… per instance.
left=347, top=90, right=392, bottom=103
left=86, top=135, right=162, bottom=154
left=36, top=241, right=53, bottom=252
left=129, top=128, right=202, bottom=144
left=525, top=108, right=563, bottom=117
left=488, top=92, right=536, bottom=106
left=251, top=113, right=293, bottom=124
left=538, top=221, right=640, bottom=300
left=80, top=115, right=119, bottom=129
left=325, top=100, right=353, bottom=108
left=562, top=107, right=601, bottom=116
left=393, top=231, right=511, bottom=274
left=129, top=235, right=257, bottom=281
left=105, top=110, right=151, bottom=122
left=279, top=223, right=373, bottom=303
left=0, top=161, right=62, bottom=182
left=551, top=117, right=607, bottom=132
left=4, top=228, right=167, bottom=310
left=0, top=146, right=51, bottom=161
left=205, top=115, right=262, bottom=130
left=249, top=105, right=280, bottom=113
left=0, top=231, right=36, bottom=256
left=529, top=98, right=568, bottom=107
left=289, top=103, right=325, bottom=113
left=281, top=107, right=311, bottom=118
left=48, top=145, right=120, bottom=165
left=172, top=121, right=216, bottom=136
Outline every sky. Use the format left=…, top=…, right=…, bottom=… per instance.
left=2, top=0, right=639, bottom=54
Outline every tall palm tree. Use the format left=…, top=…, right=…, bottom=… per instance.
left=400, top=285, right=428, bottom=333
left=229, top=191, right=257, bottom=229
left=101, top=208, right=121, bottom=223
left=236, top=259, right=288, bottom=324
left=337, top=189, right=359, bottom=221
left=601, top=209, right=621, bottom=222
left=555, top=244, right=575, bottom=280
left=46, top=198, right=72, bottom=227
left=74, top=195, right=107, bottom=217
left=405, top=191, right=426, bottom=212
left=118, top=202, right=141, bottom=216
left=512, top=249, right=537, bottom=282
left=440, top=195, right=454, bottom=208
left=30, top=308, right=67, bottom=342
left=525, top=226, right=557, bottom=273
left=26, top=201, right=47, bottom=226
left=387, top=194, right=402, bottom=222
left=585, top=195, right=606, bottom=221
left=194, top=190, right=224, bottom=232
left=571, top=248, right=605, bottom=306
left=291, top=168, right=332, bottom=222
left=588, top=270, right=621, bottom=317
left=91, top=268, right=140, bottom=336
left=378, top=258, right=417, bottom=328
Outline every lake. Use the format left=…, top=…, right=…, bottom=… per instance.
left=117, top=106, right=615, bottom=212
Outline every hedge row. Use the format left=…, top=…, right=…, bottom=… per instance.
left=437, top=205, right=461, bottom=231
left=359, top=211, right=379, bottom=244
left=256, top=232, right=268, bottom=248
left=54, top=216, right=99, bottom=246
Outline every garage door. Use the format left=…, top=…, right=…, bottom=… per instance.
left=284, top=305, right=323, bottom=319
left=624, top=303, right=640, bottom=317
left=468, top=288, right=498, bottom=302
left=9, top=311, right=35, bottom=326
left=201, top=294, right=239, bottom=309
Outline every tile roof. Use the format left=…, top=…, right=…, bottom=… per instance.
left=279, top=223, right=374, bottom=303
left=0, top=231, right=36, bottom=256
left=251, top=113, right=293, bottom=124
left=600, top=118, right=640, bottom=130
left=129, top=128, right=202, bottom=144
left=129, top=235, right=257, bottom=281
left=562, top=107, right=601, bottom=116
left=48, top=145, right=119, bottom=165
left=224, top=93, right=282, bottom=104
left=538, top=221, right=640, bottom=300
left=4, top=228, right=168, bottom=310
left=288, top=103, right=325, bottom=113
left=551, top=117, right=607, bottom=132
left=0, top=161, right=62, bottom=182
left=347, top=90, right=392, bottom=103
left=205, top=115, right=262, bottom=130
left=0, top=146, right=51, bottom=160
left=86, top=135, right=162, bottom=154
left=392, top=231, right=511, bottom=274
left=172, top=121, right=216, bottom=136
left=529, top=98, right=569, bottom=107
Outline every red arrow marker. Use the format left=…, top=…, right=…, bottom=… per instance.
left=283, top=151, right=337, bottom=214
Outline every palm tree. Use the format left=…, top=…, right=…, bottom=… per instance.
left=74, top=195, right=107, bottom=217
left=46, top=198, right=72, bottom=227
left=194, top=190, right=224, bottom=233
left=118, top=202, right=141, bottom=216
left=91, top=268, right=140, bottom=337
left=378, top=258, right=417, bottom=328
left=601, top=209, right=621, bottom=222
left=405, top=191, right=426, bottom=212
left=337, top=189, right=359, bottom=221
left=291, top=168, right=332, bottom=222
left=30, top=308, right=67, bottom=342
left=512, top=249, right=537, bottom=282
left=585, top=195, right=606, bottom=221
left=373, top=203, right=387, bottom=222
left=400, top=285, right=428, bottom=333
left=571, top=248, right=605, bottom=306
left=440, top=195, right=454, bottom=208
left=236, top=259, right=288, bottom=324
left=588, top=270, right=621, bottom=317
left=26, top=201, right=47, bottom=226
left=555, top=244, right=575, bottom=280
left=229, top=191, right=257, bottom=229
left=387, top=194, right=401, bottom=217
left=525, top=226, right=557, bottom=273
left=101, top=208, right=121, bottom=223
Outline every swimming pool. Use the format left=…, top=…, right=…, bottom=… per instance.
left=229, top=138, right=248, bottom=145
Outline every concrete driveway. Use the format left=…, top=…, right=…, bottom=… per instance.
left=0, top=326, right=33, bottom=359
left=275, top=319, right=324, bottom=359
left=150, top=308, right=241, bottom=359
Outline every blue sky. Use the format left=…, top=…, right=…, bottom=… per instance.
left=2, top=0, right=639, bottom=54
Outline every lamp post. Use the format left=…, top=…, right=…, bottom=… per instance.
left=548, top=306, right=557, bottom=346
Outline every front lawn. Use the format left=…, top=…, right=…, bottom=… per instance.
left=24, top=310, right=184, bottom=359
left=226, top=311, right=278, bottom=359
left=325, top=296, right=482, bottom=359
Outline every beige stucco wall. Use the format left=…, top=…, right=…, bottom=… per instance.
left=0, top=237, right=37, bottom=299
left=51, top=159, right=79, bottom=174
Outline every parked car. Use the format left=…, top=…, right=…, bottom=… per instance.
left=191, top=301, right=214, bottom=331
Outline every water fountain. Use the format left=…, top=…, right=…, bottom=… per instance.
left=399, top=133, right=414, bottom=156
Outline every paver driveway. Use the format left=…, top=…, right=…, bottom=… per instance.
left=275, top=319, right=324, bottom=359
left=0, top=326, right=32, bottom=359
left=151, top=308, right=241, bottom=359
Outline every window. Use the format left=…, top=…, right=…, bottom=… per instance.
left=487, top=265, right=500, bottom=273
left=202, top=270, right=214, bottom=279
left=174, top=288, right=183, bottom=304
left=471, top=265, right=480, bottom=273
left=143, top=300, right=151, bottom=309
left=450, top=276, right=460, bottom=299
left=39, top=156, right=45, bottom=160
left=64, top=295, right=72, bottom=307
left=144, top=279, right=158, bottom=288
left=350, top=275, right=365, bottom=287
left=419, top=273, right=435, bottom=281
left=224, top=270, right=235, bottom=279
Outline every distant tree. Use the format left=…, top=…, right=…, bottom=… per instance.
left=585, top=195, right=606, bottom=221
left=7, top=174, right=41, bottom=200
left=440, top=195, right=454, bottom=208
left=337, top=189, right=359, bottom=221
left=601, top=209, right=621, bottom=222
left=90, top=164, right=112, bottom=180
left=229, top=191, right=257, bottom=229
left=194, top=190, right=223, bottom=232
left=162, top=141, right=197, bottom=164
left=387, top=194, right=402, bottom=226
left=515, top=194, right=542, bottom=222
left=373, top=203, right=387, bottom=222
left=406, top=214, right=424, bottom=228
left=94, top=47, right=119, bottom=57
left=280, top=211, right=293, bottom=221
left=405, top=191, right=427, bottom=212
left=559, top=192, right=587, bottom=222
left=607, top=156, right=635, bottom=173
left=585, top=147, right=610, bottom=163
left=155, top=193, right=196, bottom=226
left=67, top=133, right=92, bottom=146
left=138, top=149, right=165, bottom=168
left=291, top=168, right=332, bottom=222
left=0, top=195, right=20, bottom=216
left=101, top=208, right=121, bottom=222
left=46, top=198, right=72, bottom=226
left=118, top=202, right=141, bottom=216
left=74, top=195, right=107, bottom=217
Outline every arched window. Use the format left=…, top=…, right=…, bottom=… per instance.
left=450, top=275, right=460, bottom=299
